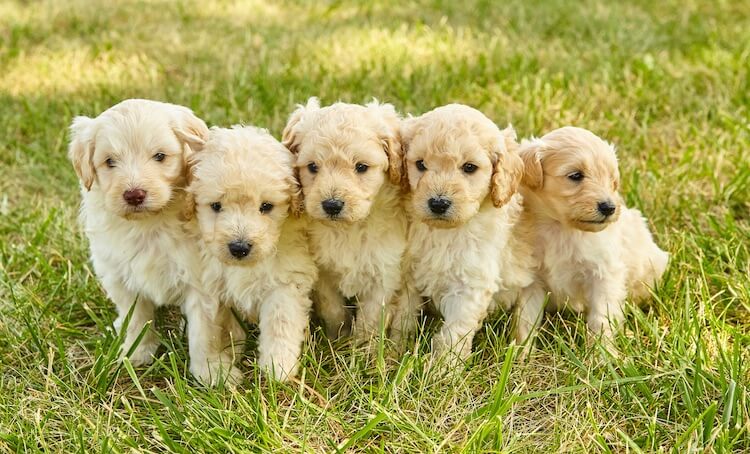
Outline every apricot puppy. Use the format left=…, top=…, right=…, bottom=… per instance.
left=515, top=127, right=669, bottom=344
left=185, top=126, right=317, bottom=381
left=282, top=98, right=407, bottom=341
left=394, top=104, right=536, bottom=358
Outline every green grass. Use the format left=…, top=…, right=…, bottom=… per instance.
left=1, top=0, right=748, bottom=451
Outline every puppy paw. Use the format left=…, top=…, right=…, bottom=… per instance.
left=190, top=360, right=243, bottom=387
left=121, top=340, right=159, bottom=367
left=259, top=356, right=299, bottom=382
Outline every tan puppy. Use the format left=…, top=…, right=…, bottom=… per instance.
left=393, top=104, right=536, bottom=358
left=185, top=126, right=317, bottom=381
left=515, top=127, right=669, bottom=344
left=68, top=99, right=235, bottom=385
left=282, top=98, right=407, bottom=341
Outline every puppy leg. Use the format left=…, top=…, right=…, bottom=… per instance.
left=107, top=278, right=159, bottom=366
left=353, top=287, right=393, bottom=341
left=314, top=270, right=350, bottom=339
left=586, top=278, right=627, bottom=355
left=514, top=282, right=546, bottom=345
left=389, top=277, right=421, bottom=346
left=433, top=290, right=493, bottom=360
left=258, top=288, right=312, bottom=381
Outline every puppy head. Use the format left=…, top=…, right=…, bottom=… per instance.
left=186, top=126, right=298, bottom=266
left=519, top=126, right=621, bottom=232
left=68, top=99, right=208, bottom=219
left=401, top=104, right=523, bottom=228
left=282, top=98, right=402, bottom=223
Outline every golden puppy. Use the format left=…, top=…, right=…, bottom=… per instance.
left=68, top=99, right=235, bottom=385
left=515, top=126, right=669, bottom=344
left=393, top=104, right=536, bottom=358
left=185, top=126, right=317, bottom=381
left=282, top=98, right=407, bottom=341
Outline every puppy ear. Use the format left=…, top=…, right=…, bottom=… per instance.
left=289, top=169, right=305, bottom=217
left=181, top=190, right=196, bottom=222
left=68, top=116, right=97, bottom=191
left=172, top=108, right=209, bottom=152
left=282, top=97, right=320, bottom=154
left=518, top=138, right=544, bottom=190
left=490, top=126, right=524, bottom=208
left=398, top=116, right=417, bottom=193
left=367, top=100, right=404, bottom=186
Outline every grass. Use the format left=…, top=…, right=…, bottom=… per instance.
left=0, top=0, right=748, bottom=451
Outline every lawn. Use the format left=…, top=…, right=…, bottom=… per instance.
left=1, top=0, right=748, bottom=451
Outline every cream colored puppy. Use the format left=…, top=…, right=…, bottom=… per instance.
left=515, top=127, right=669, bottom=343
left=394, top=104, right=536, bottom=358
left=68, top=99, right=235, bottom=384
left=282, top=98, right=407, bottom=341
left=185, top=126, right=317, bottom=381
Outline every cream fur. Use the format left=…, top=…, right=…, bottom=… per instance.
left=186, top=126, right=317, bottom=381
left=515, top=127, right=669, bottom=344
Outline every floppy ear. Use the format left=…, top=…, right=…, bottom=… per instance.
left=289, top=169, right=304, bottom=217
left=367, top=100, right=404, bottom=186
left=282, top=97, right=320, bottom=154
left=68, top=116, right=97, bottom=191
left=181, top=189, right=196, bottom=221
left=397, top=116, right=418, bottom=193
left=490, top=126, right=524, bottom=208
left=172, top=108, right=209, bottom=153
left=518, top=138, right=544, bottom=190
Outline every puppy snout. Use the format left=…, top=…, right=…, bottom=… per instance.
left=227, top=240, right=252, bottom=259
left=123, top=188, right=147, bottom=206
left=597, top=200, right=616, bottom=217
left=428, top=197, right=452, bottom=215
left=321, top=198, right=345, bottom=216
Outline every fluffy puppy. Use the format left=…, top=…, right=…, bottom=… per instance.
left=393, top=104, right=536, bottom=358
left=515, top=127, right=669, bottom=343
left=282, top=98, right=407, bottom=341
left=185, top=126, right=317, bottom=381
left=68, top=99, right=235, bottom=385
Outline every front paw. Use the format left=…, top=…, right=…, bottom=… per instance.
left=259, top=354, right=299, bottom=382
left=121, top=339, right=159, bottom=367
left=190, top=360, right=243, bottom=387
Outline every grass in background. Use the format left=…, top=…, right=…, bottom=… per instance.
left=1, top=0, right=748, bottom=451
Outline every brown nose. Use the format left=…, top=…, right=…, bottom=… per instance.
left=123, top=189, right=147, bottom=206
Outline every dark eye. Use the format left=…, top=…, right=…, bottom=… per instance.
left=105, top=158, right=116, bottom=168
left=153, top=152, right=166, bottom=162
left=210, top=202, right=222, bottom=212
left=462, top=163, right=478, bottom=174
left=355, top=162, right=369, bottom=173
left=568, top=172, right=584, bottom=182
left=259, top=202, right=273, bottom=213
left=307, top=162, right=318, bottom=174
left=416, top=160, right=427, bottom=171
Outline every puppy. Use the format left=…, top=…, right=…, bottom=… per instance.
left=393, top=104, right=536, bottom=358
left=185, top=126, right=317, bottom=381
left=68, top=99, right=236, bottom=385
left=282, top=98, right=407, bottom=341
left=515, top=126, right=669, bottom=344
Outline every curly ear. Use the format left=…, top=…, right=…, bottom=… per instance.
left=68, top=116, right=97, bottom=191
left=490, top=126, right=524, bottom=208
left=181, top=189, right=196, bottom=222
left=289, top=168, right=304, bottom=217
left=282, top=97, right=320, bottom=154
left=397, top=116, right=418, bottom=193
left=518, top=138, right=544, bottom=190
left=366, top=100, right=404, bottom=186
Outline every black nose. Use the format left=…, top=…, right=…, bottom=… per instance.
left=123, top=188, right=146, bottom=206
left=428, top=197, right=452, bottom=215
left=227, top=240, right=252, bottom=259
left=321, top=198, right=344, bottom=216
left=597, top=201, right=616, bottom=216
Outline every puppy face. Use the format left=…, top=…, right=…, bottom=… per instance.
left=68, top=99, right=208, bottom=219
left=186, top=126, right=299, bottom=266
left=401, top=104, right=523, bottom=228
left=282, top=98, right=402, bottom=223
left=519, top=127, right=621, bottom=232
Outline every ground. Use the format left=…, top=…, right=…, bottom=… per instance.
left=0, top=0, right=748, bottom=452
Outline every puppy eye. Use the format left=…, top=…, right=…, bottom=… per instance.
left=153, top=152, right=166, bottom=162
left=416, top=160, right=427, bottom=171
left=105, top=158, right=116, bottom=168
left=210, top=202, right=222, bottom=212
left=259, top=202, right=273, bottom=214
left=307, top=162, right=318, bottom=174
left=462, top=163, right=478, bottom=174
left=568, top=172, right=584, bottom=182
left=355, top=162, right=369, bottom=173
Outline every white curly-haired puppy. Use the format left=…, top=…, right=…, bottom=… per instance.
left=282, top=98, right=407, bottom=341
left=514, top=126, right=669, bottom=344
left=393, top=104, right=536, bottom=358
left=184, top=126, right=317, bottom=381
left=68, top=99, right=237, bottom=384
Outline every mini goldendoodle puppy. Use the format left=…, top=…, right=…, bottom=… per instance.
left=393, top=104, right=536, bottom=358
left=184, top=126, right=317, bottom=381
left=282, top=98, right=407, bottom=341
left=68, top=99, right=235, bottom=385
left=515, top=126, right=669, bottom=344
